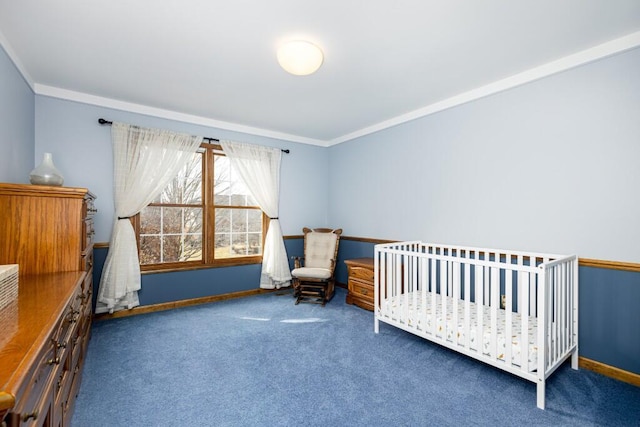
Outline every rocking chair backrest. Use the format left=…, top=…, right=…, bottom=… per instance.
left=303, top=227, right=342, bottom=271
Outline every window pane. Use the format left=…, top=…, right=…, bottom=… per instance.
left=162, top=235, right=182, bottom=263
left=140, top=206, right=161, bottom=234
left=215, top=208, right=231, bottom=258
left=140, top=206, right=203, bottom=265
left=232, top=210, right=248, bottom=232
left=140, top=235, right=161, bottom=265
left=162, top=207, right=183, bottom=234
left=216, top=208, right=231, bottom=233
left=214, top=155, right=231, bottom=205
left=159, top=152, right=202, bottom=204
left=160, top=207, right=203, bottom=235
left=247, top=232, right=262, bottom=254
left=247, top=210, right=262, bottom=232
left=215, top=208, right=262, bottom=258
left=214, top=154, right=257, bottom=206
left=158, top=233, right=201, bottom=263
left=230, top=193, right=247, bottom=206
left=183, top=234, right=202, bottom=261
left=231, top=233, right=262, bottom=256
left=214, top=193, right=230, bottom=206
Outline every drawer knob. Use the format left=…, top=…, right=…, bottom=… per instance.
left=57, top=341, right=67, bottom=349
left=22, top=410, right=38, bottom=422
left=47, top=357, right=60, bottom=365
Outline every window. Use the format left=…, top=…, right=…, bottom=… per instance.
left=136, top=143, right=265, bottom=271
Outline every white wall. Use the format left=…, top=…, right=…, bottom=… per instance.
left=0, top=45, right=33, bottom=183
left=329, top=47, right=640, bottom=263
left=34, top=96, right=329, bottom=242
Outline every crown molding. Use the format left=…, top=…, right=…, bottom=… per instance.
left=329, top=31, right=640, bottom=146
left=4, top=27, right=639, bottom=147
left=33, top=84, right=328, bottom=147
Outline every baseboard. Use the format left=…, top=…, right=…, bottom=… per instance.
left=579, top=357, right=640, bottom=387
left=93, top=288, right=284, bottom=320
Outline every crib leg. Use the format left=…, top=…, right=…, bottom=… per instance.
left=537, top=380, right=546, bottom=410
left=374, top=317, right=379, bottom=334
left=571, top=348, right=579, bottom=370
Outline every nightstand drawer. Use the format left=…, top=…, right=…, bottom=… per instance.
left=345, top=258, right=375, bottom=311
left=350, top=266, right=374, bottom=282
left=349, top=279, right=373, bottom=299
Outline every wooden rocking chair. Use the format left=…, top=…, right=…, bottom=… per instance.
left=291, top=227, right=342, bottom=306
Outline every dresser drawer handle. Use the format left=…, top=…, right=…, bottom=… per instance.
left=22, top=410, right=38, bottom=422
left=57, top=341, right=67, bottom=349
left=47, top=357, right=60, bottom=365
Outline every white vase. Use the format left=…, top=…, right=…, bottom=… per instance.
left=29, top=152, right=64, bottom=186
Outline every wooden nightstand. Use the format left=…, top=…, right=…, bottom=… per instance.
left=345, top=258, right=374, bottom=311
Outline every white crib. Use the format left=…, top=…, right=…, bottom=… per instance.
left=374, top=241, right=579, bottom=409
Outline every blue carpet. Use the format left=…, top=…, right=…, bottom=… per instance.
left=71, top=288, right=640, bottom=426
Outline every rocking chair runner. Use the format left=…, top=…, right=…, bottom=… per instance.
left=291, top=227, right=342, bottom=306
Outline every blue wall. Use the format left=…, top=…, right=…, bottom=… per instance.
left=0, top=45, right=34, bottom=182
left=328, top=46, right=640, bottom=264
left=579, top=266, right=640, bottom=375
left=93, top=239, right=304, bottom=308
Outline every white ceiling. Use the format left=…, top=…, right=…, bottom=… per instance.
left=1, top=1, right=640, bottom=146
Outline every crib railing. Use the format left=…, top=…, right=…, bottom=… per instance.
left=374, top=241, right=579, bottom=409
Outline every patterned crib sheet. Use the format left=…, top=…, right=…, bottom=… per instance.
left=379, top=292, right=538, bottom=371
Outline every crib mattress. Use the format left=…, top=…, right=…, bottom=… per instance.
left=379, top=292, right=538, bottom=371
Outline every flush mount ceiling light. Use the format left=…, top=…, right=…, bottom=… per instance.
left=277, top=40, right=324, bottom=76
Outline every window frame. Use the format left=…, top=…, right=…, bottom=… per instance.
left=134, top=142, right=267, bottom=273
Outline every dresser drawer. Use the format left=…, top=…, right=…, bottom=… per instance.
left=51, top=291, right=81, bottom=360
left=82, top=219, right=95, bottom=252
left=81, top=250, right=94, bottom=272
left=83, top=197, right=97, bottom=219
left=81, top=270, right=92, bottom=297
left=12, top=344, right=57, bottom=426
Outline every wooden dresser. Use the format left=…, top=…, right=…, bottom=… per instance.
left=345, top=258, right=374, bottom=311
left=0, top=183, right=96, bottom=427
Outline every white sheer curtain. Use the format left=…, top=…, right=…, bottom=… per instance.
left=96, top=122, right=202, bottom=314
left=220, top=140, right=291, bottom=289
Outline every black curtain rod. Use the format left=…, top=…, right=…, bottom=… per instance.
left=98, top=118, right=290, bottom=154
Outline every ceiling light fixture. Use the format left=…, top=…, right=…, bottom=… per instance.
left=277, top=40, right=324, bottom=76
